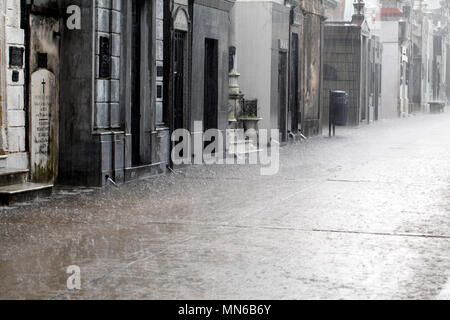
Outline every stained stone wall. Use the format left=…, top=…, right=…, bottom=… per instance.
left=59, top=0, right=167, bottom=186
left=301, top=8, right=324, bottom=136
left=59, top=0, right=98, bottom=185
left=5, top=0, right=27, bottom=169
left=191, top=0, right=234, bottom=134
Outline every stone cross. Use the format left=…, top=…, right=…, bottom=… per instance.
left=42, top=79, right=46, bottom=94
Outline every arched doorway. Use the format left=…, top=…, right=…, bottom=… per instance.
left=172, top=7, right=190, bottom=131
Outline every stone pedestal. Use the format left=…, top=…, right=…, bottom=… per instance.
left=240, top=117, right=262, bottom=146
left=228, top=69, right=242, bottom=129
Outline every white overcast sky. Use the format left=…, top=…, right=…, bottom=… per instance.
left=427, top=0, right=442, bottom=8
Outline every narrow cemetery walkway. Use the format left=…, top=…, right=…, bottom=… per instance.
left=1, top=111, right=450, bottom=299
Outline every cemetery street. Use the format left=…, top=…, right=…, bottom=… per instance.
left=1, top=112, right=450, bottom=299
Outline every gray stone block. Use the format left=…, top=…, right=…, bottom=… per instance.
left=156, top=40, right=163, bottom=61
left=96, top=8, right=110, bottom=33
left=97, top=0, right=111, bottom=9
left=96, top=79, right=110, bottom=102
left=156, top=0, right=164, bottom=20
left=111, top=103, right=120, bottom=128
left=111, top=56, right=120, bottom=79
left=95, top=103, right=110, bottom=128
left=111, top=33, right=121, bottom=57
left=156, top=19, right=163, bottom=41
left=111, top=10, right=121, bottom=34
left=110, top=79, right=120, bottom=103
left=112, top=0, right=121, bottom=11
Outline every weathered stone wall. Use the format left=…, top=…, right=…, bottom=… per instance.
left=301, top=12, right=323, bottom=136
left=191, top=0, right=233, bottom=134
left=5, top=0, right=27, bottom=169
left=299, top=0, right=326, bottom=136
left=58, top=0, right=97, bottom=185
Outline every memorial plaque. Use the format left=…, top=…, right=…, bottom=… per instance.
left=157, top=83, right=163, bottom=99
left=157, top=65, right=164, bottom=78
left=9, top=47, right=24, bottom=67
left=31, top=69, right=56, bottom=182
left=99, top=36, right=111, bottom=78
left=12, top=71, right=19, bottom=82
left=279, top=39, right=289, bottom=51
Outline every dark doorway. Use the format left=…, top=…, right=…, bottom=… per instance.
left=173, top=30, right=186, bottom=131
left=374, top=64, right=380, bottom=121
left=131, top=0, right=142, bottom=166
left=289, top=33, right=300, bottom=134
left=361, top=38, right=367, bottom=122
left=278, top=51, right=288, bottom=142
left=204, top=38, right=218, bottom=131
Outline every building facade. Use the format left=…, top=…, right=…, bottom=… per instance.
left=376, top=0, right=413, bottom=118
left=1, top=0, right=27, bottom=171
left=231, top=0, right=291, bottom=142
left=0, top=0, right=171, bottom=188
left=0, top=0, right=236, bottom=195
left=323, top=1, right=382, bottom=126
left=165, top=0, right=234, bottom=145
left=429, top=5, right=449, bottom=104
left=231, top=0, right=325, bottom=141
left=411, top=1, right=434, bottom=112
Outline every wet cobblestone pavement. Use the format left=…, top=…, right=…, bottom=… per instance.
left=1, top=112, right=450, bottom=299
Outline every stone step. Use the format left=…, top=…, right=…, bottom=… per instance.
left=0, top=183, right=53, bottom=206
left=0, top=168, right=29, bottom=187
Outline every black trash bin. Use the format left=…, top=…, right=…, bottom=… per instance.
left=330, top=91, right=349, bottom=126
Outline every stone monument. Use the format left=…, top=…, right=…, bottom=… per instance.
left=30, top=68, right=57, bottom=182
